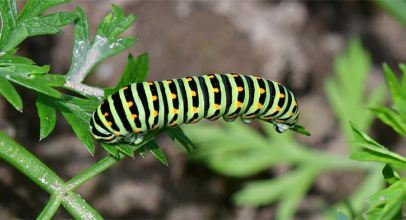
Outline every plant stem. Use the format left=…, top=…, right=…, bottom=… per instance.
left=0, top=132, right=65, bottom=194
left=62, top=191, right=104, bottom=220
left=66, top=153, right=125, bottom=190
left=37, top=195, right=62, bottom=220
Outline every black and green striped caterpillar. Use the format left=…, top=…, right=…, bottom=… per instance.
left=90, top=73, right=308, bottom=145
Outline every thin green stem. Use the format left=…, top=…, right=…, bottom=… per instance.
left=62, top=191, right=103, bottom=220
left=37, top=195, right=62, bottom=220
left=66, top=153, right=125, bottom=190
left=0, top=133, right=65, bottom=194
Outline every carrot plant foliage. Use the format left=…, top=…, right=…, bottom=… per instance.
left=0, top=0, right=192, bottom=219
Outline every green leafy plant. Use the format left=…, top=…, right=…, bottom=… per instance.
left=0, top=0, right=194, bottom=219
left=181, top=37, right=386, bottom=219
left=343, top=64, right=406, bottom=219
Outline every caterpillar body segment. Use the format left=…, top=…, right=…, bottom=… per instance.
left=90, top=73, right=301, bottom=144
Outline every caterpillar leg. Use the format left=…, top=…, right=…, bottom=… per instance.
left=223, top=115, right=237, bottom=122
left=133, top=134, right=145, bottom=145
left=241, top=118, right=254, bottom=124
left=273, top=122, right=290, bottom=133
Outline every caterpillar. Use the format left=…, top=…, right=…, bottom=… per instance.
left=90, top=73, right=304, bottom=145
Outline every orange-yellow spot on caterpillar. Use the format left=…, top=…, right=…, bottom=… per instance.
left=255, top=76, right=261, bottom=79
left=213, top=88, right=219, bottom=93
left=102, top=101, right=105, bottom=105
left=247, top=115, right=255, bottom=119
left=257, top=103, right=262, bottom=108
left=153, top=125, right=159, bottom=130
left=237, top=87, right=244, bottom=92
left=232, top=74, right=238, bottom=77
left=148, top=82, right=154, bottom=85
left=210, top=117, right=217, bottom=121
left=193, top=107, right=198, bottom=112
left=187, top=78, right=193, bottom=81
left=229, top=115, right=237, bottom=118
left=108, top=122, right=112, bottom=126
left=127, top=101, right=133, bottom=108
left=294, top=102, right=297, bottom=106
left=191, top=91, right=197, bottom=96
left=208, top=75, right=214, bottom=78
left=167, top=80, right=172, bottom=84
left=276, top=82, right=281, bottom=85
left=104, top=112, right=108, bottom=116
left=114, top=132, right=120, bottom=136
left=170, top=122, right=177, bottom=127
left=259, top=88, right=265, bottom=94
left=173, top=108, right=178, bottom=114
left=153, top=110, right=158, bottom=117
left=152, top=95, right=157, bottom=101
left=123, top=86, right=128, bottom=90
left=276, top=106, right=281, bottom=111
left=280, top=94, right=285, bottom=98
left=131, top=114, right=137, bottom=119
left=277, top=120, right=284, bottom=123
left=135, top=129, right=141, bottom=133
left=214, top=104, right=220, bottom=109
left=264, top=117, right=271, bottom=120
left=106, top=137, right=113, bottom=140
left=290, top=112, right=294, bottom=116
left=236, top=101, right=242, bottom=107
left=171, top=93, right=177, bottom=99
left=190, top=120, right=197, bottom=124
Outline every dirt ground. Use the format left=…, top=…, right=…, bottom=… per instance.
left=0, top=1, right=405, bottom=219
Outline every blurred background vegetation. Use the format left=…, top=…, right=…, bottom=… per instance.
left=2, top=0, right=406, bottom=219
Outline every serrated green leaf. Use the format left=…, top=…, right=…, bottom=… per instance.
left=349, top=150, right=406, bottom=168
left=324, top=37, right=383, bottom=153
left=0, top=0, right=18, bottom=52
left=0, top=68, right=62, bottom=98
left=95, top=5, right=135, bottom=39
left=133, top=53, right=149, bottom=83
left=144, top=140, right=167, bottom=165
left=0, top=0, right=75, bottom=52
left=32, top=74, right=66, bottom=87
left=0, top=49, right=33, bottom=66
left=137, top=146, right=146, bottom=158
left=65, top=6, right=136, bottom=96
left=382, top=163, right=400, bottom=184
left=55, top=94, right=100, bottom=112
left=113, top=53, right=137, bottom=90
left=349, top=121, right=383, bottom=148
left=383, top=64, right=406, bottom=118
left=166, top=127, right=196, bottom=153
left=36, top=93, right=56, bottom=140
left=54, top=99, right=95, bottom=154
left=101, top=143, right=119, bottom=157
left=370, top=105, right=406, bottom=136
left=0, top=76, right=22, bottom=111
left=104, top=53, right=149, bottom=96
left=116, top=143, right=134, bottom=157
left=18, top=0, right=71, bottom=19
